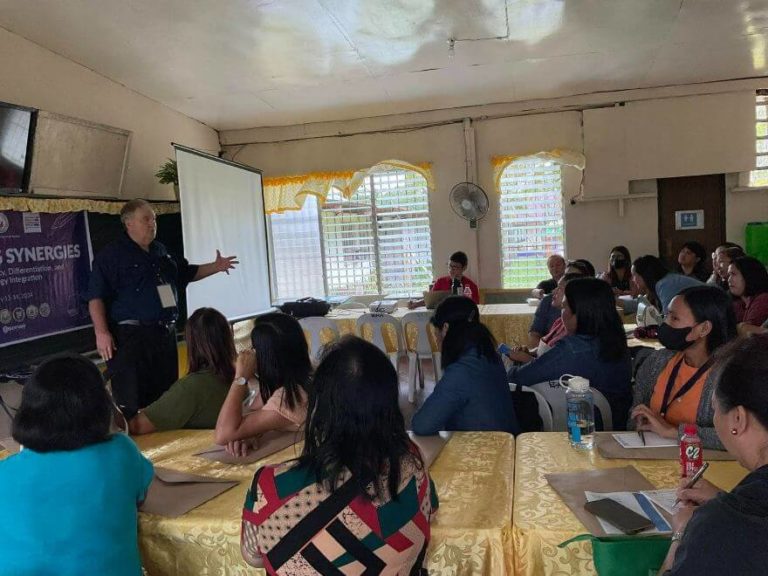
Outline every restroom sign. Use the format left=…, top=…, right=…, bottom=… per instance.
left=675, top=210, right=704, bottom=230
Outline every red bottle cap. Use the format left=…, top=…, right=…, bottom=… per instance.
left=683, top=424, right=698, bottom=436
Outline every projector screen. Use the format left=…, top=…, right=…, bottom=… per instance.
left=175, top=145, right=271, bottom=321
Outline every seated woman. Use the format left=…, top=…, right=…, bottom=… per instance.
left=0, top=354, right=153, bottom=576
left=676, top=241, right=709, bottom=282
left=728, top=256, right=768, bottom=335
left=625, top=255, right=702, bottom=315
left=660, top=335, right=768, bottom=574
left=598, top=245, right=634, bottom=294
left=129, top=307, right=236, bottom=434
left=507, top=271, right=584, bottom=363
left=241, top=336, right=438, bottom=574
left=411, top=296, right=519, bottom=435
left=508, top=277, right=632, bottom=430
left=629, top=285, right=736, bottom=449
left=215, top=312, right=311, bottom=456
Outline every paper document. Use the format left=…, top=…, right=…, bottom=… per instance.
left=613, top=432, right=678, bottom=449
left=585, top=490, right=672, bottom=535
left=643, top=489, right=679, bottom=515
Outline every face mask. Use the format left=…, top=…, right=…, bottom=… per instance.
left=657, top=323, right=694, bottom=351
left=611, top=258, right=627, bottom=269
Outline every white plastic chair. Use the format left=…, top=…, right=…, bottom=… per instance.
left=335, top=301, right=368, bottom=310
left=509, top=383, right=554, bottom=431
left=527, top=380, right=614, bottom=432
left=355, top=313, right=405, bottom=371
left=401, top=311, right=440, bottom=403
left=299, top=316, right=340, bottom=364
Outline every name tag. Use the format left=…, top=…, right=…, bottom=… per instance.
left=157, top=284, right=176, bottom=308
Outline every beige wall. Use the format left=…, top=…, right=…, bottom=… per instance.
left=222, top=82, right=768, bottom=290
left=0, top=27, right=219, bottom=200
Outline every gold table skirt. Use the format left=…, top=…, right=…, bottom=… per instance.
left=136, top=430, right=515, bottom=576
left=234, top=305, right=535, bottom=354
left=512, top=432, right=748, bottom=576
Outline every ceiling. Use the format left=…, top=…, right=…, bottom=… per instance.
left=2, top=0, right=768, bottom=130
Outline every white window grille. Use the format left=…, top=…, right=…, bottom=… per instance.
left=268, top=168, right=432, bottom=299
left=499, top=159, right=564, bottom=289
left=749, top=93, right=768, bottom=187
left=267, top=195, right=325, bottom=300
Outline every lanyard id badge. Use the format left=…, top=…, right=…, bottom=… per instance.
left=157, top=284, right=177, bottom=308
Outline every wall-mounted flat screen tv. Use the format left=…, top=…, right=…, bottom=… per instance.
left=0, top=101, right=36, bottom=194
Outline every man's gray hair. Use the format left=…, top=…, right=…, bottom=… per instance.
left=120, top=199, right=152, bottom=225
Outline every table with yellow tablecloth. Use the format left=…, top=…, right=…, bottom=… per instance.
left=136, top=430, right=515, bottom=576
left=512, top=432, right=748, bottom=576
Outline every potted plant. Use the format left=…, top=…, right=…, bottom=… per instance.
left=155, top=159, right=179, bottom=200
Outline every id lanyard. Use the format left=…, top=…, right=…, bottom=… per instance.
left=659, top=356, right=713, bottom=417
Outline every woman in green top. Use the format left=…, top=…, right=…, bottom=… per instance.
left=128, top=307, right=236, bottom=434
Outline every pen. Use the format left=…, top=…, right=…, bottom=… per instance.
left=674, top=462, right=710, bottom=506
left=638, top=430, right=646, bottom=446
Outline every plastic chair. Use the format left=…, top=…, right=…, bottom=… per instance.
left=401, top=311, right=440, bottom=403
left=355, top=313, right=405, bottom=371
left=527, top=380, right=614, bottom=432
left=299, top=316, right=340, bottom=364
left=509, top=383, right=554, bottom=431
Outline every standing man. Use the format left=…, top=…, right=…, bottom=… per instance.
left=87, top=199, right=238, bottom=418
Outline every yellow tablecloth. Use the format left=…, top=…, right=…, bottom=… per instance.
left=512, top=432, right=749, bottom=576
left=478, top=304, right=536, bottom=347
left=136, top=430, right=515, bottom=576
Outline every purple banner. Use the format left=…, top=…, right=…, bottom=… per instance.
left=0, top=211, right=92, bottom=347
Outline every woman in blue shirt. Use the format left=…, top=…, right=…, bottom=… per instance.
left=507, top=277, right=632, bottom=430
left=411, top=296, right=519, bottom=435
left=0, top=354, right=153, bottom=576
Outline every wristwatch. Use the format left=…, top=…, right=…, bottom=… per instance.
left=233, top=376, right=248, bottom=386
left=671, top=530, right=685, bottom=543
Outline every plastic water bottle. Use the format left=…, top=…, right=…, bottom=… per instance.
left=561, top=374, right=595, bottom=449
left=680, top=424, right=703, bottom=478
left=463, top=285, right=472, bottom=299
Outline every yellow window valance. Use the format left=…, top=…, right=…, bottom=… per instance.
left=263, top=160, right=434, bottom=214
left=491, top=149, right=585, bottom=194
left=0, top=196, right=180, bottom=215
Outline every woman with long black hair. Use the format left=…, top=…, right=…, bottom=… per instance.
left=240, top=336, right=438, bottom=574
left=411, top=296, right=519, bottom=435
left=215, top=312, right=312, bottom=455
left=508, top=277, right=632, bottom=430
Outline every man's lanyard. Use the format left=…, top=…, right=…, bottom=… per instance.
left=659, top=356, right=713, bottom=417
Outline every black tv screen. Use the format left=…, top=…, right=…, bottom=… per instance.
left=0, top=102, right=36, bottom=194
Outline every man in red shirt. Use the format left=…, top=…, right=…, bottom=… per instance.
left=407, top=251, right=480, bottom=308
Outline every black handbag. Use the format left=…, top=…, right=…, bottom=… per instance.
left=279, top=297, right=330, bottom=319
left=510, top=382, right=544, bottom=433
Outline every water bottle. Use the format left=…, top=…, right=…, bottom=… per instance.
left=561, top=374, right=595, bottom=449
left=680, top=424, right=703, bottom=478
left=463, top=284, right=472, bottom=299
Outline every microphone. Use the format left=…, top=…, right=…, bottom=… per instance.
left=451, top=277, right=461, bottom=295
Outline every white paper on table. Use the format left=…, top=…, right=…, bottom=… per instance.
left=613, top=432, right=678, bottom=449
left=643, top=489, right=679, bottom=515
left=585, top=491, right=672, bottom=535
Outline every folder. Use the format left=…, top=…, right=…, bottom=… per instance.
left=140, top=466, right=239, bottom=517
left=194, top=430, right=301, bottom=465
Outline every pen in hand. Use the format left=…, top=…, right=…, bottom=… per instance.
left=674, top=462, right=710, bottom=507
left=638, top=430, right=646, bottom=446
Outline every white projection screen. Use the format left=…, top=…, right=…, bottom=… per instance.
left=175, top=145, right=272, bottom=321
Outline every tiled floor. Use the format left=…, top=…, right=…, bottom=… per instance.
left=395, top=357, right=437, bottom=428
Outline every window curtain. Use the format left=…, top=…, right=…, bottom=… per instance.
left=262, top=160, right=434, bottom=214
left=491, top=149, right=585, bottom=195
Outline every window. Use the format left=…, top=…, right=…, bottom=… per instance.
left=268, top=168, right=432, bottom=299
left=749, top=93, right=768, bottom=187
left=499, top=159, right=564, bottom=288
left=268, top=195, right=325, bottom=300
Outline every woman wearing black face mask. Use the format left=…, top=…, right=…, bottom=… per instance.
left=599, top=245, right=634, bottom=295
left=628, top=285, right=736, bottom=449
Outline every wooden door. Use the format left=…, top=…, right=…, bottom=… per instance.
left=657, top=174, right=725, bottom=270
